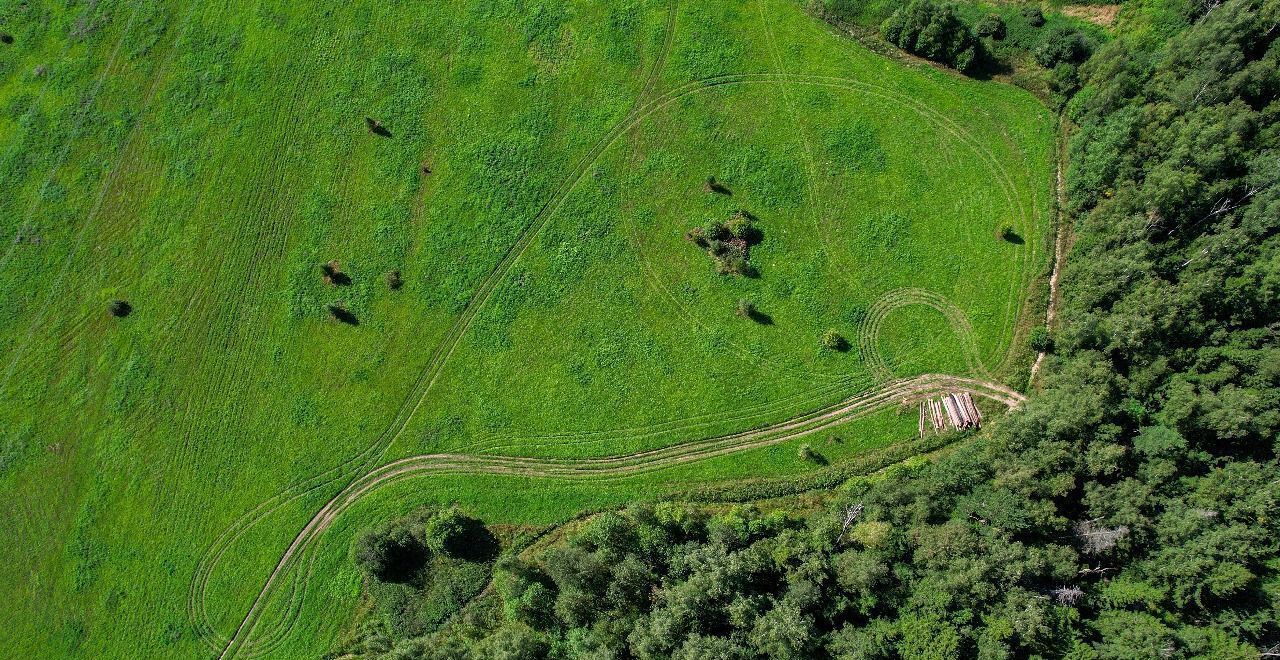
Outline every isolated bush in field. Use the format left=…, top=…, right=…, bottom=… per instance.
left=365, top=116, right=390, bottom=137
left=1021, top=5, right=1045, bottom=27
left=108, top=300, right=132, bottom=318
left=694, top=212, right=763, bottom=277
left=1000, top=225, right=1019, bottom=242
left=386, top=269, right=403, bottom=290
left=880, top=0, right=981, bottom=72
left=0, top=33, right=13, bottom=45
left=1029, top=326, right=1054, bottom=352
left=704, top=176, right=731, bottom=195
left=1034, top=27, right=1092, bottom=68
left=821, top=329, right=849, bottom=351
left=321, top=260, right=351, bottom=285
left=798, top=444, right=817, bottom=462
left=736, top=298, right=756, bottom=319
left=975, top=14, right=1005, bottom=39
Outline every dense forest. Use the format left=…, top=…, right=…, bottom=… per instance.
left=335, top=0, right=1280, bottom=657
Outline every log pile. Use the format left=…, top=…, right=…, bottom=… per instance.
left=918, top=391, right=982, bottom=438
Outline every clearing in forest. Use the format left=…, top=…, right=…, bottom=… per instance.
left=0, top=0, right=1053, bottom=656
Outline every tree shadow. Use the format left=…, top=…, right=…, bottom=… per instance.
left=380, top=542, right=429, bottom=584
left=746, top=308, right=773, bottom=325
left=1001, top=229, right=1025, bottom=245
left=705, top=176, right=732, bottom=196
left=0, top=33, right=13, bottom=45
left=321, top=262, right=352, bottom=286
left=327, top=305, right=359, bottom=325
left=965, top=50, right=1011, bottom=81
left=448, top=517, right=501, bottom=563
left=365, top=117, right=392, bottom=138
left=109, top=300, right=132, bottom=318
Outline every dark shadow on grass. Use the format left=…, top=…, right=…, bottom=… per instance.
left=321, top=262, right=352, bottom=285
left=705, top=176, right=732, bottom=196
left=447, top=517, right=501, bottom=563
left=746, top=309, right=773, bottom=325
left=365, top=116, right=392, bottom=138
left=327, top=305, right=359, bottom=325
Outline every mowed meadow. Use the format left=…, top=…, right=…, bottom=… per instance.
left=0, top=0, right=1053, bottom=656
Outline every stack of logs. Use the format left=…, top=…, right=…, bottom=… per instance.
left=918, top=392, right=982, bottom=438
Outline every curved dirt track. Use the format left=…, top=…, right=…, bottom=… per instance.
left=212, top=374, right=1022, bottom=658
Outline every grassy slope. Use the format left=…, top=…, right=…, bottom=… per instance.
left=0, top=0, right=1051, bottom=656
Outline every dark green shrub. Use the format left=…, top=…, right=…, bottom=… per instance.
left=353, top=521, right=428, bottom=583
left=1034, top=27, right=1092, bottom=68
left=1021, top=5, right=1045, bottom=27
left=821, top=329, right=849, bottom=351
left=1029, top=326, right=1053, bottom=352
left=975, top=13, right=1005, bottom=39
left=108, top=300, right=132, bottom=318
left=880, top=0, right=981, bottom=72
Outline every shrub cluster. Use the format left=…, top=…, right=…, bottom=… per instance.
left=686, top=211, right=762, bottom=277
left=880, top=0, right=982, bottom=72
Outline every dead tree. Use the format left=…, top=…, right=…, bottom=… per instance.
left=837, top=503, right=864, bottom=544
left=1075, top=519, right=1130, bottom=554
left=1051, top=586, right=1084, bottom=605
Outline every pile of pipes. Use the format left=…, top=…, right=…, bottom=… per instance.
left=918, top=392, right=982, bottom=437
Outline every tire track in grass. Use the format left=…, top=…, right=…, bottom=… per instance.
left=201, top=71, right=1043, bottom=657
left=172, top=10, right=381, bottom=645
left=856, top=287, right=990, bottom=382
left=783, top=60, right=1037, bottom=372
left=466, top=374, right=872, bottom=456
left=0, top=0, right=155, bottom=389
left=221, top=373, right=1023, bottom=658
left=193, top=73, right=774, bottom=653
left=0, top=0, right=148, bottom=271
left=811, top=34, right=1043, bottom=365
left=194, top=10, right=416, bottom=650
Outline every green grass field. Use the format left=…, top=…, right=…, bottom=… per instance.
left=0, top=0, right=1053, bottom=656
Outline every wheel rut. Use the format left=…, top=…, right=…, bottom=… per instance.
left=197, top=70, right=1041, bottom=658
